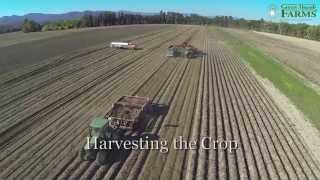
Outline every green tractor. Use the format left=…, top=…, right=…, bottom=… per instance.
left=80, top=96, right=151, bottom=165
left=80, top=117, right=125, bottom=165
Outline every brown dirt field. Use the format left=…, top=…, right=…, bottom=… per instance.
left=255, top=31, right=320, bottom=54
left=243, top=58, right=320, bottom=167
left=0, top=25, right=319, bottom=179
left=0, top=25, right=168, bottom=75
left=223, top=28, right=320, bottom=87
left=0, top=25, right=153, bottom=48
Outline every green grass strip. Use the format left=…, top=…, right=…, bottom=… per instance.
left=214, top=27, right=320, bottom=131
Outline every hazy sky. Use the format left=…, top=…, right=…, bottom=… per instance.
left=1, top=0, right=319, bottom=24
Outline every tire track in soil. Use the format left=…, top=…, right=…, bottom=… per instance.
left=0, top=26, right=195, bottom=179
left=33, top=27, right=198, bottom=180
left=50, top=26, right=198, bottom=179
left=210, top=28, right=320, bottom=179
left=2, top=26, right=319, bottom=180
left=224, top=45, right=320, bottom=178
left=1, top=27, right=180, bottom=141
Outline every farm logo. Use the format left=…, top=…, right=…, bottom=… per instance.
left=281, top=3, right=317, bottom=18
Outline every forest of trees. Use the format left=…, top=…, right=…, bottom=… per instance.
left=0, top=11, right=209, bottom=34
left=21, top=19, right=41, bottom=33
left=39, top=11, right=211, bottom=31
left=0, top=25, right=20, bottom=34
left=212, top=16, right=320, bottom=41
left=1, top=10, right=319, bottom=41
left=41, top=20, right=82, bottom=31
left=39, top=12, right=320, bottom=41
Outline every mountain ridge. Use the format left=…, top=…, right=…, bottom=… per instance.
left=0, top=10, right=158, bottom=27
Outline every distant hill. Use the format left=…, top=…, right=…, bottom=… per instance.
left=0, top=11, right=100, bottom=27
left=0, top=11, right=159, bottom=27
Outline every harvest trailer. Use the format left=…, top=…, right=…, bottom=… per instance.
left=80, top=96, right=151, bottom=165
left=110, top=42, right=137, bottom=49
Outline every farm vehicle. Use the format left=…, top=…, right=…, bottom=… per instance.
left=80, top=96, right=152, bottom=165
left=110, top=42, right=138, bottom=50
left=166, top=42, right=202, bottom=58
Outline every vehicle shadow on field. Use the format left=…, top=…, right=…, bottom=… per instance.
left=143, top=103, right=169, bottom=130
left=197, top=51, right=207, bottom=58
left=100, top=103, right=168, bottom=172
left=117, top=47, right=144, bottom=50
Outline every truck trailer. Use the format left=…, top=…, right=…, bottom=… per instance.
left=110, top=42, right=137, bottom=50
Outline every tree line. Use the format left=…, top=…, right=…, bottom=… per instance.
left=212, top=16, right=320, bottom=41
left=1, top=11, right=319, bottom=41
left=0, top=25, right=20, bottom=34
left=39, top=11, right=211, bottom=31
left=17, top=11, right=210, bottom=33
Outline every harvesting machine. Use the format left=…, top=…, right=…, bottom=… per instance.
left=80, top=96, right=151, bottom=165
left=166, top=42, right=199, bottom=58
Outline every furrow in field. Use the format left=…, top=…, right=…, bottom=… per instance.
left=2, top=25, right=319, bottom=180
left=46, top=26, right=198, bottom=179
left=225, top=45, right=320, bottom=178
left=210, top=27, right=320, bottom=179
left=112, top=61, right=185, bottom=180
left=0, top=27, right=191, bottom=149
left=0, top=27, right=181, bottom=133
left=0, top=27, right=174, bottom=105
left=20, top=28, right=195, bottom=179
left=0, top=26, right=198, bottom=179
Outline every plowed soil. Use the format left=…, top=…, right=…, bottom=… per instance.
left=0, top=25, right=319, bottom=180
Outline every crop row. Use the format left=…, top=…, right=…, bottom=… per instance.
left=1, top=25, right=319, bottom=179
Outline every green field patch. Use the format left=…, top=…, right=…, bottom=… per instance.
left=215, top=27, right=320, bottom=130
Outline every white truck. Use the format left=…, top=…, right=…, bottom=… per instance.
left=110, top=42, right=137, bottom=50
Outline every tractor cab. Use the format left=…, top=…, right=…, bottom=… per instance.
left=89, top=117, right=108, bottom=136
left=85, top=117, right=108, bottom=150
left=87, top=117, right=123, bottom=144
left=81, top=117, right=124, bottom=161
